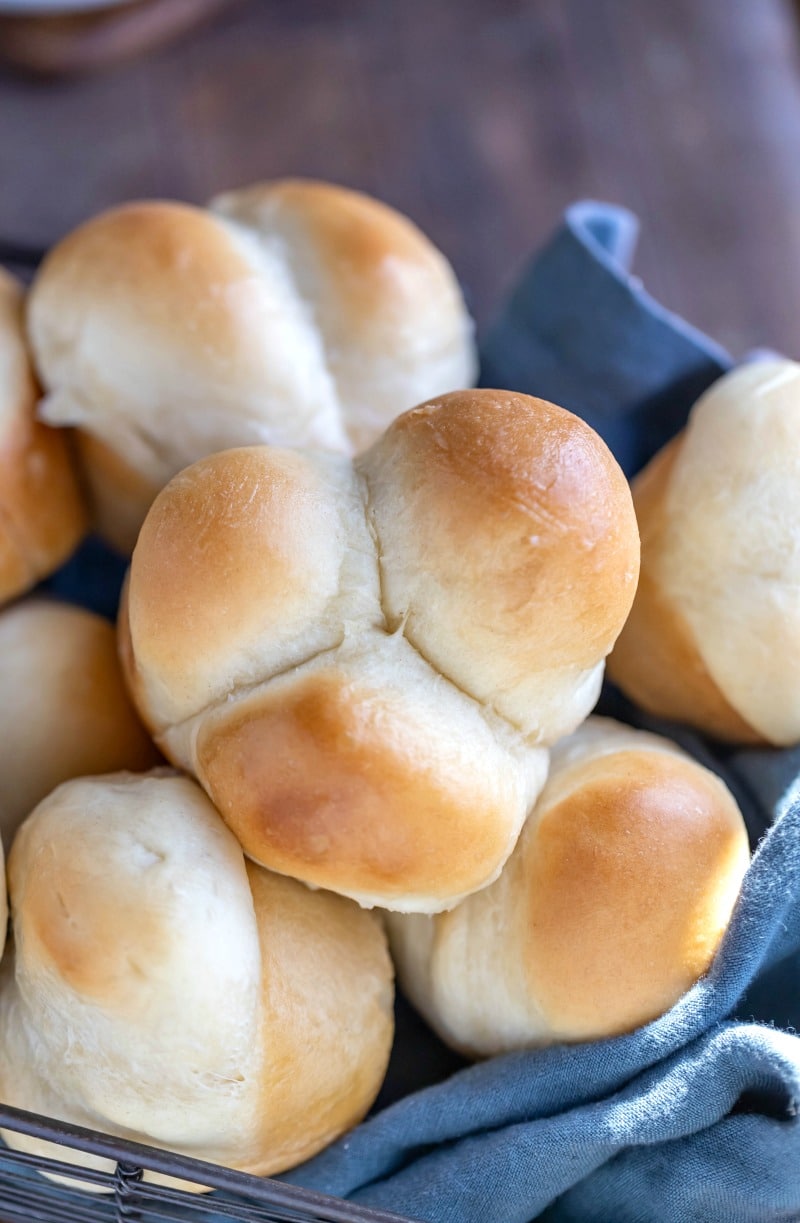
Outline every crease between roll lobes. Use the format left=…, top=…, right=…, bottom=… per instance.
left=26, top=180, right=478, bottom=554
left=123, top=389, right=640, bottom=913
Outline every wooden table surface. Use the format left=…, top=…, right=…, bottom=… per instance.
left=1, top=0, right=800, bottom=355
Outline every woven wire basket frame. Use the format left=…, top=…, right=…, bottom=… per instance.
left=0, top=238, right=415, bottom=1222
left=0, top=1102, right=415, bottom=1222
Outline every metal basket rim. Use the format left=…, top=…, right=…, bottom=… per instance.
left=0, top=1100, right=414, bottom=1222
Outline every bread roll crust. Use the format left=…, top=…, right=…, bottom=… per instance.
left=360, top=390, right=640, bottom=740
left=387, top=718, right=750, bottom=1056
left=28, top=181, right=477, bottom=550
left=75, top=432, right=161, bottom=559
left=213, top=181, right=475, bottom=455
left=191, top=638, right=547, bottom=911
left=125, top=391, right=637, bottom=910
left=0, top=599, right=158, bottom=844
left=523, top=747, right=748, bottom=1038
left=126, top=446, right=372, bottom=731
left=0, top=270, right=86, bottom=603
left=247, top=863, right=393, bottom=1170
left=0, top=772, right=393, bottom=1179
left=606, top=438, right=761, bottom=742
left=609, top=361, right=800, bottom=745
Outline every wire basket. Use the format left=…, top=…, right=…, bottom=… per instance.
left=0, top=1102, right=414, bottom=1223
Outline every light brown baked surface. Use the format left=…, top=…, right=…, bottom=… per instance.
left=0, top=270, right=86, bottom=603
left=246, top=863, right=394, bottom=1172
left=213, top=179, right=477, bottom=452
left=360, top=389, right=641, bottom=740
left=606, top=437, right=761, bottom=743
left=0, top=599, right=159, bottom=845
left=386, top=718, right=750, bottom=1056
left=125, top=445, right=371, bottom=731
left=192, top=637, right=546, bottom=910
left=0, top=771, right=393, bottom=1180
left=27, top=180, right=476, bottom=550
left=522, top=744, right=748, bottom=1039
left=74, top=431, right=161, bottom=557
left=609, top=360, right=800, bottom=745
left=125, top=390, right=637, bottom=911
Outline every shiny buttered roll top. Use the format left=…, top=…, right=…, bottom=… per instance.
left=0, top=772, right=394, bottom=1186
left=121, top=389, right=640, bottom=912
left=608, top=360, right=800, bottom=745
left=0, top=270, right=86, bottom=604
left=386, top=717, right=750, bottom=1057
left=26, top=179, right=477, bottom=551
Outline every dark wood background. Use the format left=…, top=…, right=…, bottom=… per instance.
left=2, top=0, right=800, bottom=355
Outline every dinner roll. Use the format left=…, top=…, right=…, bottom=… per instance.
left=608, top=361, right=800, bottom=745
left=27, top=179, right=477, bottom=552
left=0, top=269, right=86, bottom=604
left=0, top=599, right=159, bottom=845
left=123, top=390, right=639, bottom=912
left=386, top=717, right=750, bottom=1057
left=0, top=771, right=394, bottom=1185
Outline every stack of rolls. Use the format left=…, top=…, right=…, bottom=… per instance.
left=0, top=179, right=762, bottom=1189
left=26, top=179, right=478, bottom=552
left=0, top=176, right=481, bottom=1178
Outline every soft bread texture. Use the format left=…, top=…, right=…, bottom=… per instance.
left=0, top=270, right=86, bottom=603
left=27, top=179, right=477, bottom=552
left=608, top=361, right=800, bottom=745
left=123, top=390, right=639, bottom=911
left=0, top=771, right=394, bottom=1186
left=386, top=717, right=750, bottom=1057
left=0, top=599, right=159, bottom=845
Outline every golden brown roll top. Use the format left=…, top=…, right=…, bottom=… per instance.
left=124, top=445, right=380, bottom=732
left=608, top=360, right=800, bottom=745
left=124, top=390, right=638, bottom=912
left=213, top=181, right=476, bottom=451
left=188, top=635, right=548, bottom=912
left=0, top=270, right=86, bottom=604
left=386, top=717, right=750, bottom=1057
left=27, top=179, right=477, bottom=552
left=125, top=428, right=545, bottom=915
left=0, top=599, right=159, bottom=845
left=0, top=771, right=394, bottom=1182
left=361, top=390, right=640, bottom=741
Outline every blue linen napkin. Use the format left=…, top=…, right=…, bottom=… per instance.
left=283, top=203, right=800, bottom=1222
